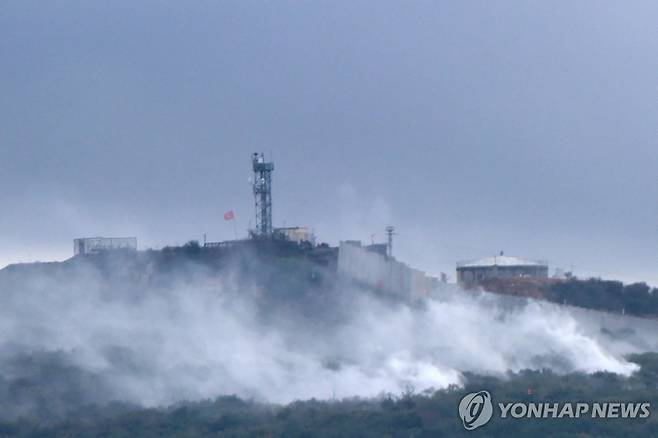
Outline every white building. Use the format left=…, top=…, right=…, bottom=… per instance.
left=274, top=227, right=315, bottom=245
left=74, top=237, right=137, bottom=255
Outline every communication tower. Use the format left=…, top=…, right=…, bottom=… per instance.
left=252, top=153, right=274, bottom=237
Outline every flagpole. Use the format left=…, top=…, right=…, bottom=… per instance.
left=232, top=216, right=238, bottom=240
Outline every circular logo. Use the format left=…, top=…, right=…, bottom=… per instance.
left=459, top=390, right=493, bottom=430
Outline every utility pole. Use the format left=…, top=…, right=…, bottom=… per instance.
left=385, top=226, right=395, bottom=258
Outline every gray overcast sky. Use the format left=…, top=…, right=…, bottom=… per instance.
left=1, top=1, right=657, bottom=283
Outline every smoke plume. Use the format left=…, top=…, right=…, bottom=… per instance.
left=0, top=254, right=653, bottom=420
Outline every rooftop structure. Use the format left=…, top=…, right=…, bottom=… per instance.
left=456, top=253, right=548, bottom=287
left=274, top=227, right=315, bottom=245
left=457, top=255, right=547, bottom=268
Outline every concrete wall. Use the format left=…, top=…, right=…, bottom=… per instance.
left=337, top=241, right=435, bottom=300
left=74, top=237, right=137, bottom=255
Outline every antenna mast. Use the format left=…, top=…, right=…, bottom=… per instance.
left=385, top=226, right=395, bottom=257
left=251, top=153, right=274, bottom=237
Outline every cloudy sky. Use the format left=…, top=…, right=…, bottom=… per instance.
left=1, top=1, right=657, bottom=283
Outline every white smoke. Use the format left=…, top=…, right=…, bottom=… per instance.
left=0, top=260, right=651, bottom=411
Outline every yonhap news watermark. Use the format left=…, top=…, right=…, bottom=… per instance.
left=458, top=390, right=651, bottom=431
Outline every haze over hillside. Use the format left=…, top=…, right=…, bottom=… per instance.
left=1, top=247, right=656, bottom=421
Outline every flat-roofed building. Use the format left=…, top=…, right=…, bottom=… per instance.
left=457, top=254, right=548, bottom=287
left=74, top=237, right=137, bottom=255
left=274, top=227, right=315, bottom=245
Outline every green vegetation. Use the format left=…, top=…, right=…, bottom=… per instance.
left=0, top=353, right=656, bottom=437
left=545, top=278, right=658, bottom=317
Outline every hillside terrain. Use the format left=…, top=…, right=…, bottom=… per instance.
left=1, top=244, right=658, bottom=436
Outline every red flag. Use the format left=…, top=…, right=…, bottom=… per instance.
left=224, top=210, right=235, bottom=221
